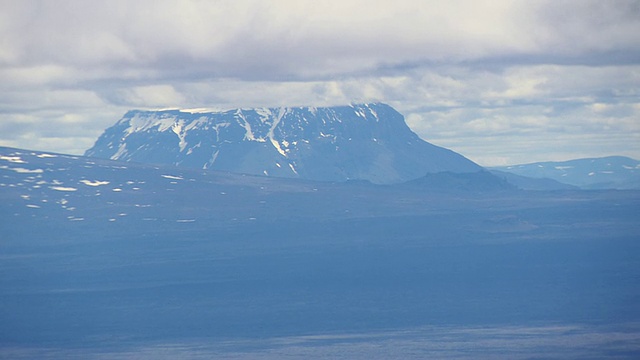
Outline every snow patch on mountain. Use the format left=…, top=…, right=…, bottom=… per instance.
left=491, top=156, right=640, bottom=189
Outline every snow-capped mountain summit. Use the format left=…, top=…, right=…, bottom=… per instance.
left=85, top=103, right=481, bottom=184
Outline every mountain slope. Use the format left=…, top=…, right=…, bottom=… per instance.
left=490, top=156, right=640, bottom=189
left=85, top=103, right=481, bottom=184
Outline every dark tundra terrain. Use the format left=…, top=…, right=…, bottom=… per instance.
left=1, top=145, right=640, bottom=359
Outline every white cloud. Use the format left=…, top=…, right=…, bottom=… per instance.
left=108, top=85, right=187, bottom=108
left=0, top=65, right=75, bottom=88
left=0, top=0, right=639, bottom=165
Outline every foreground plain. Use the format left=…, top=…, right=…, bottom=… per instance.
left=1, top=147, right=639, bottom=359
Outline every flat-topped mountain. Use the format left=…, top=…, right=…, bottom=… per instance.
left=85, top=103, right=481, bottom=184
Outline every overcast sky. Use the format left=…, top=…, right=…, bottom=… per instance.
left=1, top=0, right=639, bottom=166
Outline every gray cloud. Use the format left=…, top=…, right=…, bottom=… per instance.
left=0, top=0, right=639, bottom=165
left=9, top=0, right=637, bottom=82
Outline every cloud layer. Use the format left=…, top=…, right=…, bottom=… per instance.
left=1, top=0, right=639, bottom=165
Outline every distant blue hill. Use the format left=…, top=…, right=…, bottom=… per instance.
left=403, top=170, right=516, bottom=192
left=490, top=156, right=640, bottom=189
left=489, top=170, right=579, bottom=191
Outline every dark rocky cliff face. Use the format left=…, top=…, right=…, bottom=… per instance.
left=85, top=103, right=481, bottom=184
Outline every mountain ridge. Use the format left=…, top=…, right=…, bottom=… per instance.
left=490, top=156, right=640, bottom=189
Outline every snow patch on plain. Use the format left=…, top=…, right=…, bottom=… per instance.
left=80, top=180, right=110, bottom=187
left=0, top=155, right=26, bottom=163
left=50, top=186, right=78, bottom=192
left=161, top=174, right=183, bottom=180
left=1, top=166, right=43, bottom=173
